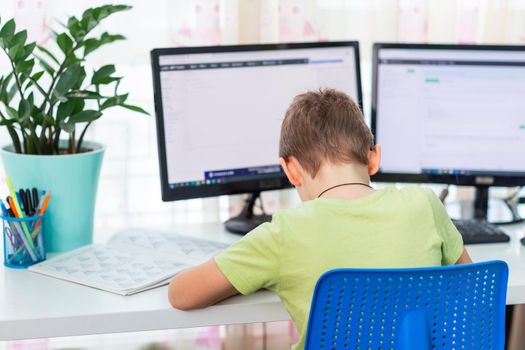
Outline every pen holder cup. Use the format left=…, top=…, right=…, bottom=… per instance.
left=2, top=215, right=46, bottom=268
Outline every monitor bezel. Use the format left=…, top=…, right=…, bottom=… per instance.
left=151, top=41, right=364, bottom=201
left=371, top=42, right=525, bottom=187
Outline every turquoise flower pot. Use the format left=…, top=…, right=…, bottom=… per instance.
left=0, top=141, right=104, bottom=252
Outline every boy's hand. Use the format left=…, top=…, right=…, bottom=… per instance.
left=168, top=259, right=238, bottom=310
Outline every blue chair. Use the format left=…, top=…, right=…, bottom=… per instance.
left=305, top=261, right=508, bottom=350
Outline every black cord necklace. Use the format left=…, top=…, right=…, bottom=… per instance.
left=317, top=182, right=373, bottom=198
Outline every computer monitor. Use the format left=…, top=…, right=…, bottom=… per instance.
left=151, top=41, right=363, bottom=233
left=372, top=43, right=525, bottom=221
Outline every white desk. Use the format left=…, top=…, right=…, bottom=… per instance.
left=1, top=222, right=524, bottom=341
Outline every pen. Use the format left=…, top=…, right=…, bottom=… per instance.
left=25, top=189, right=35, bottom=216
left=19, top=189, right=31, bottom=216
left=2, top=200, right=23, bottom=257
left=38, top=192, right=51, bottom=216
left=5, top=176, right=36, bottom=252
left=0, top=200, right=8, bottom=217
left=16, top=190, right=26, bottom=216
left=33, top=192, right=49, bottom=259
left=32, top=188, right=39, bottom=211
left=7, top=196, right=18, bottom=217
left=3, top=199, right=38, bottom=262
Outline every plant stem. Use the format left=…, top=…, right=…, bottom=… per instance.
left=68, top=129, right=76, bottom=154
left=76, top=121, right=91, bottom=152
left=38, top=40, right=82, bottom=148
left=6, top=126, right=22, bottom=153
left=9, top=59, right=24, bottom=98
left=53, top=127, right=61, bottom=151
left=3, top=48, right=40, bottom=153
left=20, top=128, right=29, bottom=153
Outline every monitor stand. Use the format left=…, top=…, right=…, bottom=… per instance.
left=471, top=185, right=523, bottom=224
left=473, top=185, right=490, bottom=221
left=224, top=191, right=272, bottom=235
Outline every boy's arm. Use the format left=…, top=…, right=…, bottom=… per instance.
left=169, top=218, right=281, bottom=310
left=168, top=259, right=238, bottom=310
left=455, top=248, right=473, bottom=265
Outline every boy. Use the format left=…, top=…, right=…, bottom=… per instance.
left=168, top=89, right=472, bottom=349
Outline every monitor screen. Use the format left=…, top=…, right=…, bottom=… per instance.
left=372, top=43, right=525, bottom=186
left=152, top=42, right=363, bottom=200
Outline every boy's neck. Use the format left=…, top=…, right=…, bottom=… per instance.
left=305, top=162, right=373, bottom=201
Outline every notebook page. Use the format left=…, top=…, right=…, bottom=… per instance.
left=29, top=244, right=188, bottom=295
left=107, top=228, right=229, bottom=265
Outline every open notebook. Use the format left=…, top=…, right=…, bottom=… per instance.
left=28, top=228, right=229, bottom=295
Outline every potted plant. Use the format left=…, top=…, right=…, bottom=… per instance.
left=0, top=4, right=148, bottom=252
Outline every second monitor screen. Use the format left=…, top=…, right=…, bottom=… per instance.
left=158, top=45, right=360, bottom=188
left=374, top=46, right=525, bottom=178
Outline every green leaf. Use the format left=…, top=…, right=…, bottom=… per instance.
left=37, top=45, right=60, bottom=65
left=31, top=105, right=51, bottom=126
left=67, top=15, right=85, bottom=42
left=68, top=109, right=102, bottom=123
left=0, top=73, right=13, bottom=102
left=67, top=16, right=79, bottom=29
left=59, top=120, right=75, bottom=133
left=0, top=118, right=17, bottom=126
left=32, top=70, right=45, bottom=81
left=18, top=98, right=31, bottom=121
left=72, top=98, right=85, bottom=115
left=101, top=93, right=128, bottom=109
left=8, top=43, right=21, bottom=60
left=78, top=5, right=131, bottom=37
left=85, top=17, right=98, bottom=32
left=94, top=5, right=132, bottom=21
left=72, top=66, right=86, bottom=90
left=20, top=42, right=36, bottom=61
left=0, top=73, right=9, bottom=99
left=83, top=32, right=125, bottom=56
left=23, top=71, right=46, bottom=95
left=82, top=38, right=99, bottom=57
left=56, top=100, right=75, bottom=124
left=66, top=90, right=104, bottom=99
left=91, top=64, right=115, bottom=84
left=120, top=104, right=150, bottom=115
left=60, top=109, right=102, bottom=133
left=10, top=29, right=27, bottom=47
left=15, top=58, right=35, bottom=75
left=0, top=19, right=16, bottom=43
left=54, top=63, right=82, bottom=98
left=36, top=55, right=56, bottom=75
left=56, top=32, right=73, bottom=54
left=6, top=82, right=17, bottom=104
left=6, top=106, right=18, bottom=119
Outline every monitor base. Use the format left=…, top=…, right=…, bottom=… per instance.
left=473, top=186, right=524, bottom=225
left=224, top=192, right=272, bottom=235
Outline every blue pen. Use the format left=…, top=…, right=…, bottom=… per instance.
left=16, top=192, right=25, bottom=216
left=0, top=199, right=8, bottom=217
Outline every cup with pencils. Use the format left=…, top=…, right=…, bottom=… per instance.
left=1, top=176, right=49, bottom=268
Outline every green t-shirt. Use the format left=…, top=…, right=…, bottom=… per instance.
left=215, top=185, right=464, bottom=350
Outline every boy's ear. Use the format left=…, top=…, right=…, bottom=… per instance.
left=279, top=156, right=304, bottom=187
left=367, top=144, right=381, bottom=176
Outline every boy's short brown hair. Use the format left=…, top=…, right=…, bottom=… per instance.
left=279, top=89, right=374, bottom=177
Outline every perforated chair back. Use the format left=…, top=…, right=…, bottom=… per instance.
left=304, top=261, right=508, bottom=350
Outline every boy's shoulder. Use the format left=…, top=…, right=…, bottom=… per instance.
left=267, top=185, right=439, bottom=230
left=396, top=184, right=435, bottom=198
